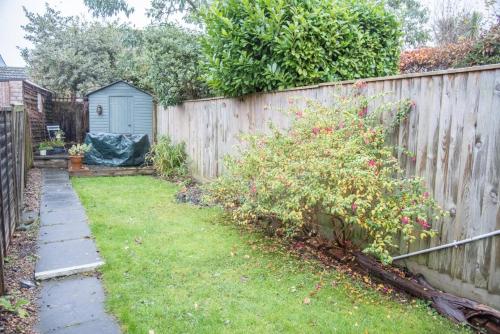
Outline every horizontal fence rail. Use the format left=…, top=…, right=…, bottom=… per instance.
left=157, top=64, right=500, bottom=309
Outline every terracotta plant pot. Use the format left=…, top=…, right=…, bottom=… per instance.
left=69, top=155, right=83, bottom=170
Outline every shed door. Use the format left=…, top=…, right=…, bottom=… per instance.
left=109, top=96, right=133, bottom=134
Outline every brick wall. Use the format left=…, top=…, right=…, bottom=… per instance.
left=0, top=81, right=24, bottom=107
left=0, top=82, right=9, bottom=106
left=9, top=81, right=23, bottom=105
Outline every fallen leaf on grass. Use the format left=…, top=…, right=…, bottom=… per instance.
left=303, top=297, right=311, bottom=305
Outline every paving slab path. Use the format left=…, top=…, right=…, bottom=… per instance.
left=36, top=169, right=121, bottom=334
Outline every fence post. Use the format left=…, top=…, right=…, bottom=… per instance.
left=24, top=109, right=33, bottom=173
left=0, top=108, right=10, bottom=295
left=12, top=105, right=25, bottom=227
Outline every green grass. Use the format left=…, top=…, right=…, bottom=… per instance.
left=72, top=176, right=469, bottom=334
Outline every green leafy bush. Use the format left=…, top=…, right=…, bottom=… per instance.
left=143, top=24, right=211, bottom=106
left=148, top=136, right=188, bottom=178
left=39, top=141, right=53, bottom=151
left=399, top=42, right=473, bottom=74
left=201, top=0, right=401, bottom=96
left=400, top=23, right=500, bottom=74
left=206, top=90, right=444, bottom=263
left=68, top=143, right=92, bottom=156
left=457, top=23, right=500, bottom=67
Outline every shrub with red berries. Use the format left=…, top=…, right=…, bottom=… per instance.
left=206, top=89, right=445, bottom=263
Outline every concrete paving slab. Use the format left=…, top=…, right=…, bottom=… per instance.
left=43, top=173, right=69, bottom=180
left=41, top=192, right=79, bottom=202
left=40, top=209, right=87, bottom=227
left=38, top=222, right=91, bottom=244
left=42, top=173, right=70, bottom=182
left=38, top=276, right=120, bottom=334
left=36, top=238, right=102, bottom=274
left=43, top=184, right=72, bottom=191
left=45, top=319, right=122, bottom=334
left=43, top=169, right=68, bottom=175
left=43, top=178, right=71, bottom=186
left=41, top=186, right=75, bottom=195
left=40, top=199, right=84, bottom=213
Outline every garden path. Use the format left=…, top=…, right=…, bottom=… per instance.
left=35, top=169, right=120, bottom=334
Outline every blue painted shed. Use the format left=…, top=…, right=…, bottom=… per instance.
left=87, top=81, right=153, bottom=140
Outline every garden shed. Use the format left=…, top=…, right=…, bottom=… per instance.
left=87, top=81, right=153, bottom=140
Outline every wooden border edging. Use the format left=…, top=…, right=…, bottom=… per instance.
left=34, top=261, right=105, bottom=281
left=69, top=166, right=155, bottom=177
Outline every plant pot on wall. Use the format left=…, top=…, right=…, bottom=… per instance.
left=69, top=155, right=83, bottom=170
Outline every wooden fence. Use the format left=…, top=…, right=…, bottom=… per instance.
left=157, top=64, right=500, bottom=309
left=0, top=106, right=29, bottom=294
left=46, top=99, right=88, bottom=143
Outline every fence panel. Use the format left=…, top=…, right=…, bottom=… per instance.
left=0, top=106, right=28, bottom=294
left=46, top=100, right=88, bottom=143
left=157, top=64, right=500, bottom=309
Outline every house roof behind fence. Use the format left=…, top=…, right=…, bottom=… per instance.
left=0, top=67, right=28, bottom=81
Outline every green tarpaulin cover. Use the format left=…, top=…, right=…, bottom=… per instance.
left=84, top=133, right=150, bottom=167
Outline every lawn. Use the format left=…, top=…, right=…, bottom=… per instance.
left=72, top=176, right=469, bottom=334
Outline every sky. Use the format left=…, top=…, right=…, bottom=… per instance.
left=0, top=0, right=493, bottom=67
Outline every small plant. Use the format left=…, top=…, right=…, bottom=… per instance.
left=51, top=129, right=65, bottom=148
left=206, top=91, right=445, bottom=263
left=54, top=129, right=65, bottom=141
left=51, top=138, right=65, bottom=148
left=38, top=141, right=53, bottom=151
left=147, top=136, right=188, bottom=179
left=0, top=296, right=29, bottom=318
left=68, top=143, right=92, bottom=156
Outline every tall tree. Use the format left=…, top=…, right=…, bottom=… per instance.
left=21, top=4, right=126, bottom=97
left=82, top=0, right=209, bottom=21
left=142, top=24, right=210, bottom=105
left=83, top=0, right=134, bottom=17
left=386, top=0, right=430, bottom=49
left=433, top=2, right=484, bottom=45
left=147, top=0, right=209, bottom=22
left=484, top=0, right=500, bottom=24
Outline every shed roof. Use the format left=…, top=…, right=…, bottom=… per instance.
left=0, top=67, right=28, bottom=81
left=86, top=80, right=152, bottom=97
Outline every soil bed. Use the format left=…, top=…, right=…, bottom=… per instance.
left=0, top=168, right=41, bottom=334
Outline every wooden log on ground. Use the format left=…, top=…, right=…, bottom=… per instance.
left=351, top=251, right=500, bottom=333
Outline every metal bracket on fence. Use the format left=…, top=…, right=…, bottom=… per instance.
left=393, top=230, right=500, bottom=261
